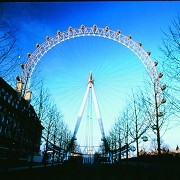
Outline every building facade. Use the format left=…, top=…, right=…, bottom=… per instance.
left=0, top=77, right=43, bottom=162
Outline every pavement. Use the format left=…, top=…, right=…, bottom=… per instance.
left=0, top=161, right=180, bottom=180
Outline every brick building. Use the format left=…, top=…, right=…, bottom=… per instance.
left=0, top=77, right=43, bottom=162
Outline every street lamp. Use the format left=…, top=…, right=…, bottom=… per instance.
left=16, top=80, right=32, bottom=106
left=16, top=80, right=24, bottom=92
left=15, top=61, right=32, bottom=102
left=16, top=76, right=24, bottom=99
left=16, top=83, right=32, bottom=103
left=24, top=89, right=32, bottom=102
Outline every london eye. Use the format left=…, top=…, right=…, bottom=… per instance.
left=16, top=25, right=164, bottom=161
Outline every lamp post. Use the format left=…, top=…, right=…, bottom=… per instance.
left=15, top=65, right=32, bottom=163
left=24, top=89, right=32, bottom=102
left=15, top=63, right=32, bottom=102
left=16, top=80, right=24, bottom=92
left=16, top=78, right=32, bottom=102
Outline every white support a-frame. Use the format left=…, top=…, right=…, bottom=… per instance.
left=68, top=71, right=108, bottom=153
left=65, top=72, right=109, bottom=159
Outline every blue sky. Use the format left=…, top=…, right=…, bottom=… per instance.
left=1, top=2, right=180, bottom=150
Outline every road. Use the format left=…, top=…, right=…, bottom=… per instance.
left=1, top=161, right=180, bottom=180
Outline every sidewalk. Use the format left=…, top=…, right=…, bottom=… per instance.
left=0, top=162, right=61, bottom=173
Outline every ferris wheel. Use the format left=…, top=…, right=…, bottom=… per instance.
left=16, top=25, right=166, bottom=155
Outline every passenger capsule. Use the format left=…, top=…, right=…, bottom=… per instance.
left=93, top=24, right=97, bottom=30
left=81, top=24, right=85, bottom=30
left=21, top=64, right=25, bottom=69
left=142, top=136, right=148, bottom=142
left=128, top=36, right=132, bottom=40
left=57, top=30, right=61, bottom=36
left=105, top=26, right=109, bottom=32
left=161, top=85, right=166, bottom=91
left=158, top=73, right=163, bottom=78
left=158, top=112, right=164, bottom=117
left=27, top=53, right=32, bottom=58
left=130, top=146, right=136, bottom=151
left=138, top=43, right=142, bottom=47
left=68, top=26, right=73, bottom=32
left=46, top=36, right=50, bottom=41
left=161, top=98, right=166, bottom=103
left=116, top=30, right=121, bottom=35
left=36, top=44, right=40, bottom=48
left=16, top=76, right=21, bottom=81
left=154, top=61, right=158, bottom=66
left=147, top=51, right=151, bottom=56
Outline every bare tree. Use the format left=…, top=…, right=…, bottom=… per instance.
left=114, top=120, right=123, bottom=160
left=159, top=13, right=180, bottom=125
left=0, top=9, right=22, bottom=84
left=57, top=121, right=72, bottom=163
left=108, top=119, right=125, bottom=162
left=43, top=104, right=55, bottom=166
left=108, top=107, right=131, bottom=160
left=160, top=14, right=180, bottom=83
left=128, top=90, right=152, bottom=157
left=32, top=83, right=51, bottom=123
left=121, top=109, right=130, bottom=160
left=141, top=76, right=168, bottom=156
